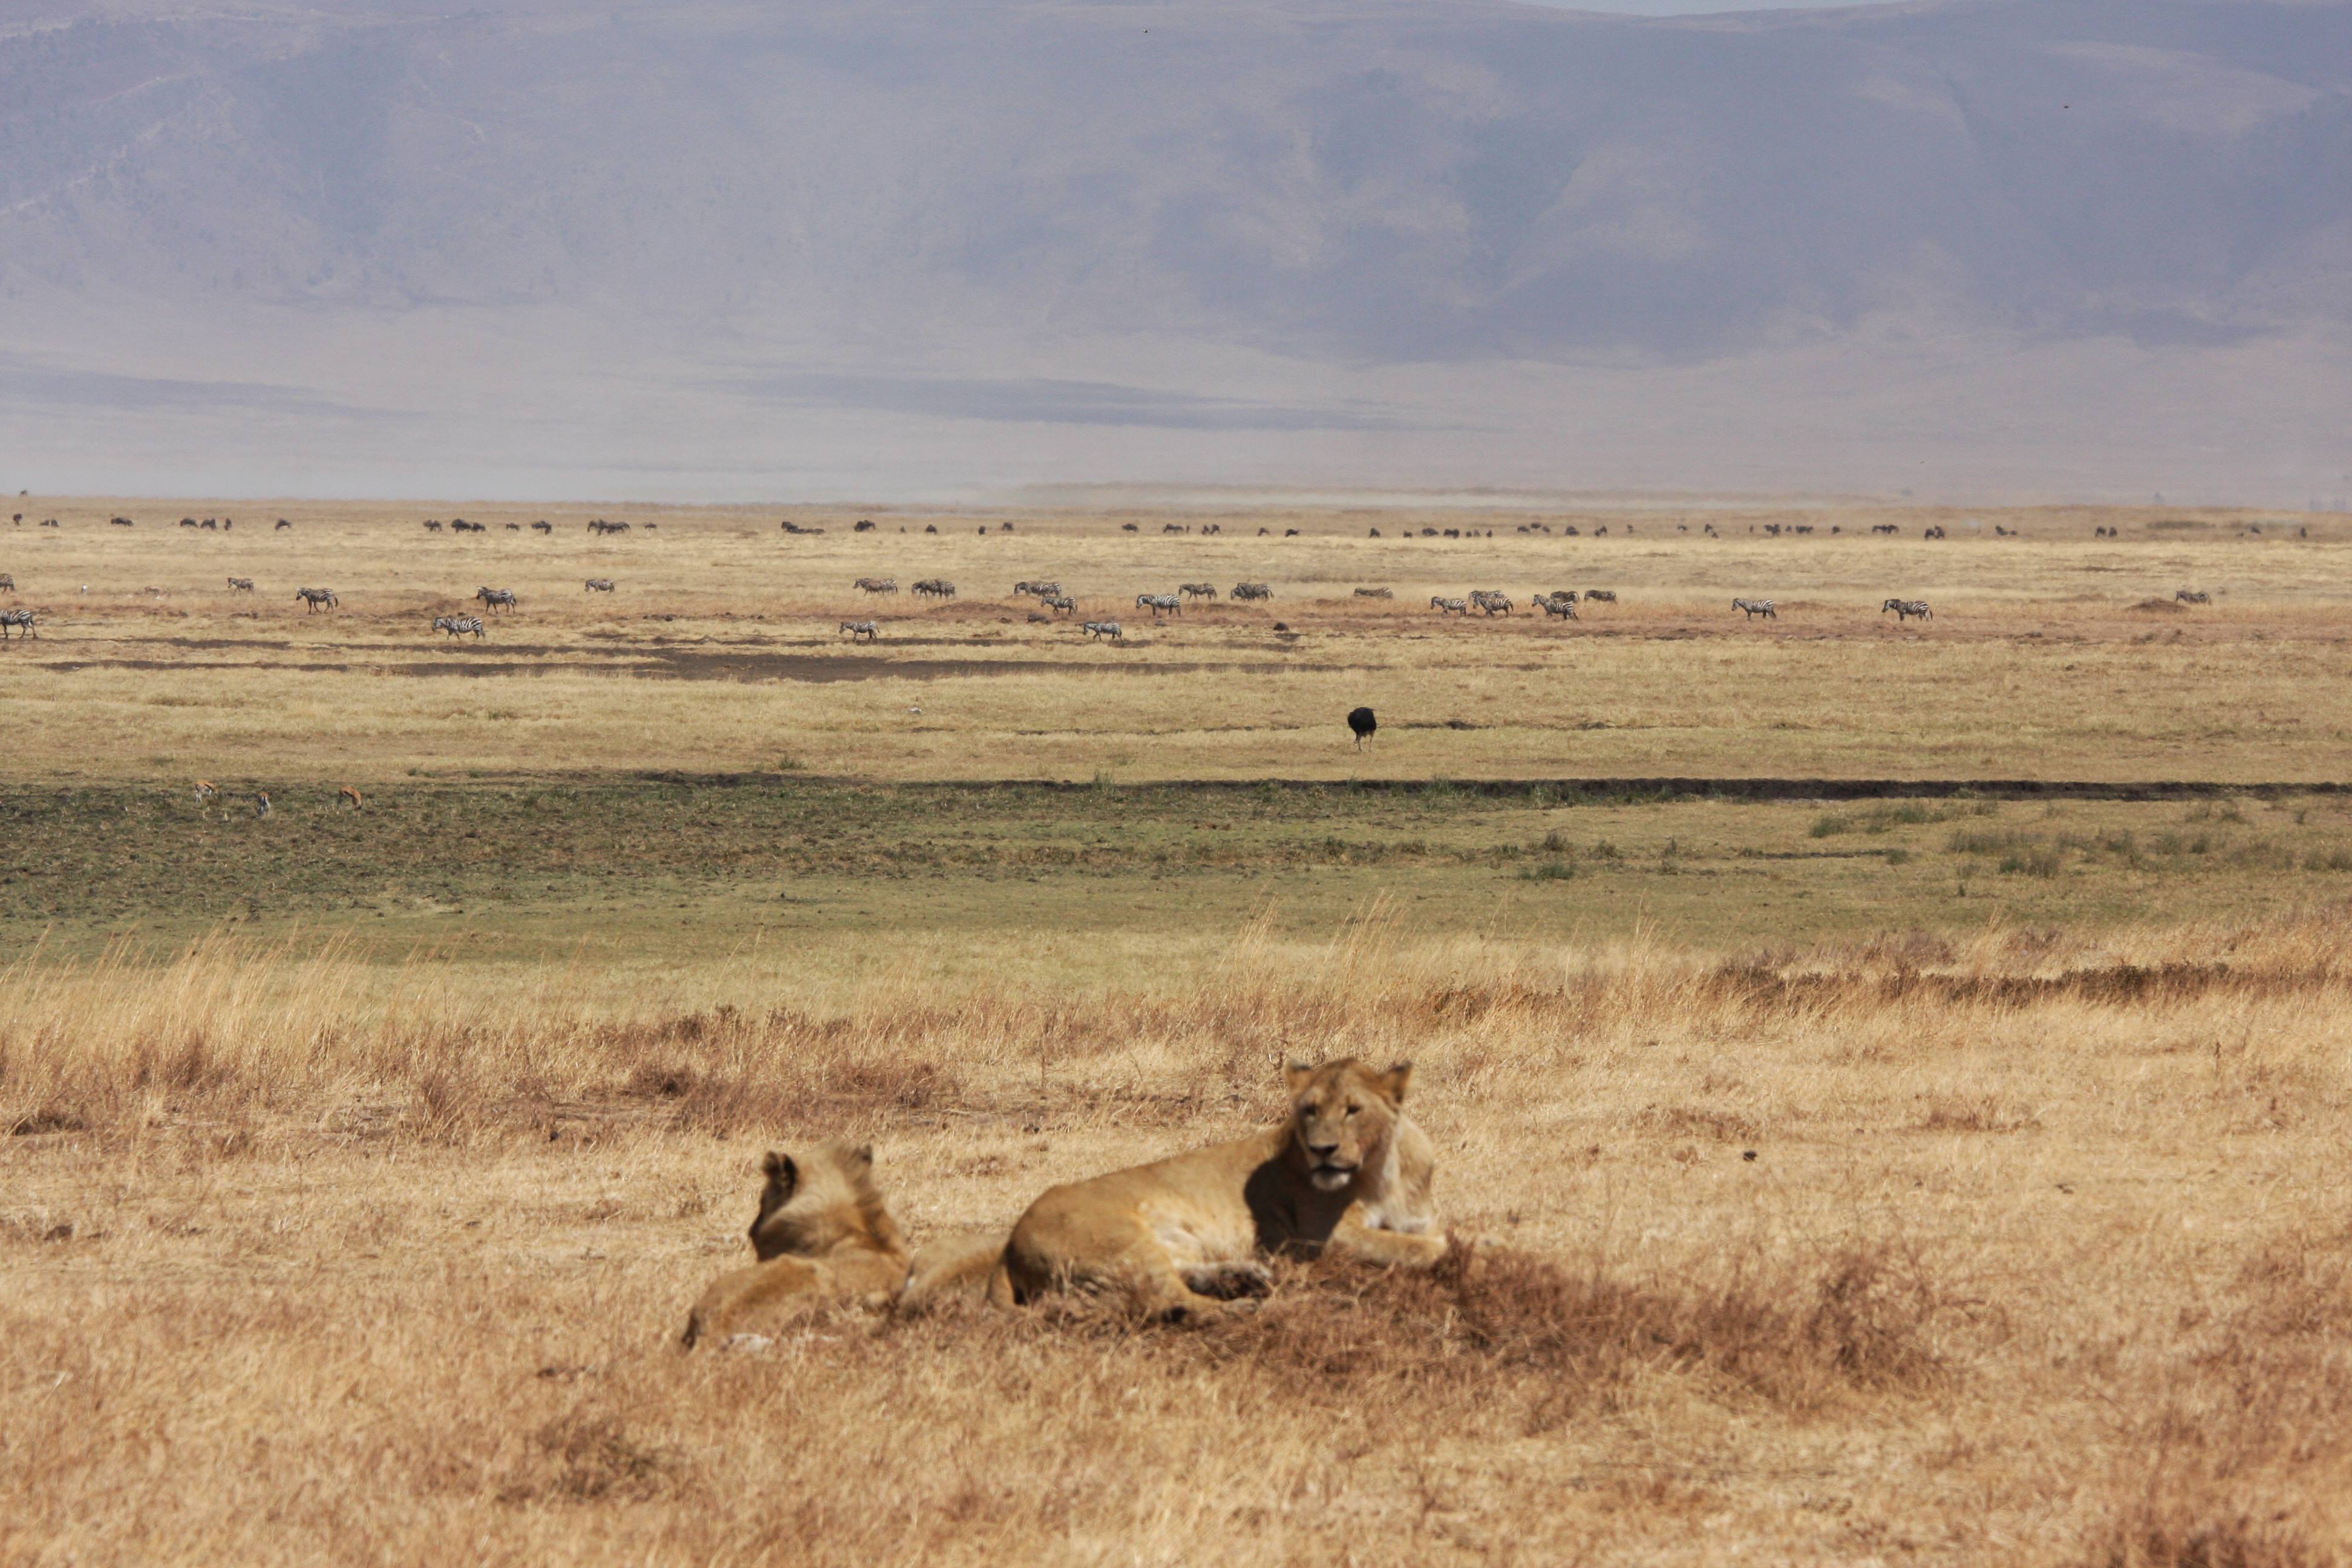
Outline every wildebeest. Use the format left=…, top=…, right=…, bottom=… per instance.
left=1347, top=707, right=1376, bottom=750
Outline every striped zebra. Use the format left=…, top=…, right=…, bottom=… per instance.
left=1469, top=590, right=1513, bottom=616
left=1231, top=582, right=1273, bottom=601
left=0, top=574, right=15, bottom=592
left=476, top=586, right=518, bottom=613
left=1013, top=580, right=1062, bottom=598
left=2176, top=589, right=2212, bottom=605
left=1733, top=598, right=1776, bottom=619
left=1535, top=593, right=1578, bottom=619
left=226, top=577, right=255, bottom=592
left=1042, top=595, right=1076, bottom=615
left=433, top=615, right=486, bottom=639
left=1353, top=587, right=1393, bottom=599
left=583, top=578, right=616, bottom=593
left=1138, top=593, right=1182, bottom=617
left=1881, top=598, right=1932, bottom=621
left=838, top=620, right=880, bottom=641
left=1083, top=620, right=1124, bottom=642
left=1178, top=582, right=1218, bottom=601
left=1583, top=589, right=1617, bottom=604
left=855, top=577, right=899, bottom=595
left=2, top=607, right=38, bottom=640
left=913, top=578, right=956, bottom=599
left=295, top=587, right=338, bottom=612
left=1429, top=596, right=1468, bottom=615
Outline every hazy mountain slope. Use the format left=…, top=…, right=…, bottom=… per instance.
left=1, top=0, right=2344, bottom=499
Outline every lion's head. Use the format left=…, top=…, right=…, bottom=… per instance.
left=747, top=1141, right=905, bottom=1261
left=1283, top=1058, right=1411, bottom=1193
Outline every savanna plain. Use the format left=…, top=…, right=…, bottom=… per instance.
left=4, top=497, right=2350, bottom=1566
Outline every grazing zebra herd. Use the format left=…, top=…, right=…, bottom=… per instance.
left=433, top=615, right=486, bottom=639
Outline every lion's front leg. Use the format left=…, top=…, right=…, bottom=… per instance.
left=1325, top=1215, right=1451, bottom=1270
left=681, top=1256, right=825, bottom=1347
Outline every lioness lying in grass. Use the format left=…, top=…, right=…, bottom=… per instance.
left=681, top=1141, right=910, bottom=1346
left=985, top=1058, right=1449, bottom=1319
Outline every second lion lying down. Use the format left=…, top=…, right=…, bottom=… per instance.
left=985, top=1056, right=1446, bottom=1318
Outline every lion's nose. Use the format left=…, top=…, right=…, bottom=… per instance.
left=1307, top=1141, right=1340, bottom=1159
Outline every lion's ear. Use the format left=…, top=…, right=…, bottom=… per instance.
left=762, top=1152, right=799, bottom=1201
left=849, top=1143, right=874, bottom=1171
left=1379, top=1062, right=1414, bottom=1105
left=1284, top=1061, right=1316, bottom=1094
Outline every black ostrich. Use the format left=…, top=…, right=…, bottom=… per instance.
left=1347, top=707, right=1377, bottom=750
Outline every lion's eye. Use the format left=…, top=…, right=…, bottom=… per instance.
left=1345, top=1104, right=1360, bottom=1117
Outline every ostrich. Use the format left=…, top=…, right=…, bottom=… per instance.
left=1347, top=707, right=1377, bottom=750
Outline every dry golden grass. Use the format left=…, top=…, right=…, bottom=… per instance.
left=7, top=495, right=2351, bottom=1562
left=6, top=909, right=2351, bottom=1564
left=4, top=495, right=2350, bottom=783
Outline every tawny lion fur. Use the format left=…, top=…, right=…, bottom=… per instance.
left=985, top=1058, right=1448, bottom=1318
left=681, top=1142, right=910, bottom=1346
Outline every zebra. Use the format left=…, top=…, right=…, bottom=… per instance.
left=913, top=579, right=956, bottom=599
left=1231, top=582, right=1273, bottom=601
left=226, top=577, right=255, bottom=592
left=583, top=578, right=616, bottom=593
left=1429, top=596, right=1469, bottom=615
left=433, top=615, right=486, bottom=639
left=254, top=792, right=271, bottom=819
left=1353, top=587, right=1393, bottom=599
left=295, top=587, right=338, bottom=612
left=0, top=608, right=35, bottom=639
left=1013, top=580, right=1062, bottom=598
left=855, top=577, right=899, bottom=595
left=1733, top=598, right=1776, bottom=619
left=1881, top=598, right=1932, bottom=621
left=1535, top=594, right=1578, bottom=619
left=1138, top=593, right=1182, bottom=617
left=1178, top=583, right=1218, bottom=601
left=1582, top=590, right=1617, bottom=604
left=476, top=586, right=518, bottom=612
left=838, top=620, right=880, bottom=642
left=1083, top=620, right=1124, bottom=642
left=1469, top=590, right=1513, bottom=616
left=0, top=574, right=15, bottom=592
left=2176, top=589, right=2212, bottom=605
left=339, top=786, right=364, bottom=811
left=1042, top=595, right=1076, bottom=615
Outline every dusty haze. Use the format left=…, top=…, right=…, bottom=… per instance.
left=1, top=0, right=2346, bottom=501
